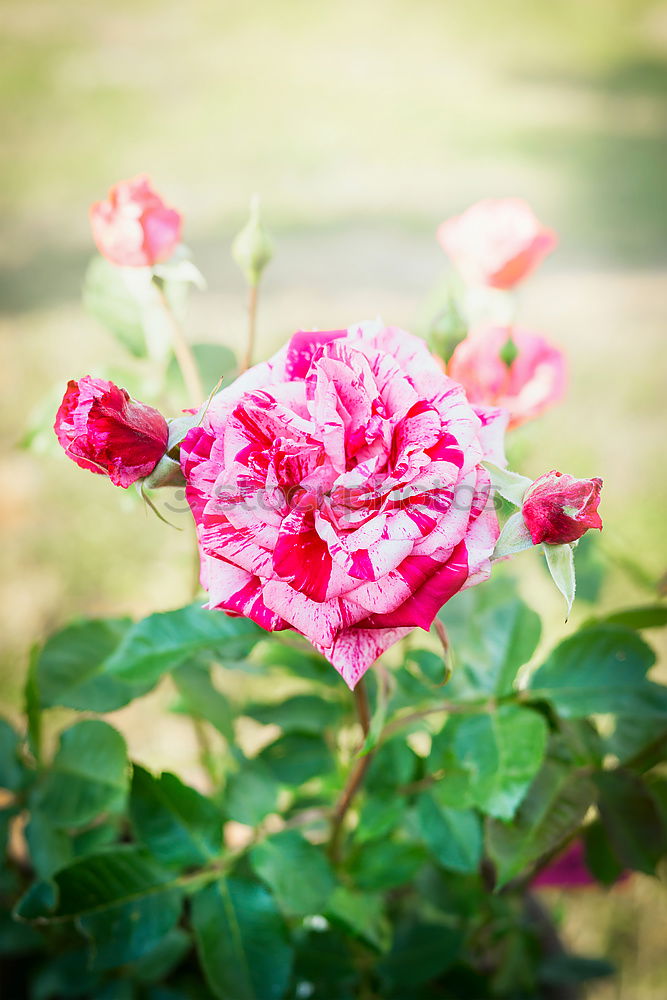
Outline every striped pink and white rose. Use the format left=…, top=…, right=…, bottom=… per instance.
left=180, top=321, right=507, bottom=688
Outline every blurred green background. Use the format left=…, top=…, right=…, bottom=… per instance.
left=2, top=0, right=667, bottom=995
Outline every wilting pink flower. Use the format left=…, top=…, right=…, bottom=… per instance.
left=181, top=321, right=507, bottom=687
left=90, top=176, right=182, bottom=268
left=522, top=470, right=603, bottom=545
left=532, top=841, right=595, bottom=889
left=54, top=376, right=169, bottom=488
left=447, top=326, right=566, bottom=429
left=437, top=198, right=557, bottom=289
left=532, top=840, right=628, bottom=890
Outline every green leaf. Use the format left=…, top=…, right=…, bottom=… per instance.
left=25, top=804, right=73, bottom=878
left=405, top=649, right=447, bottom=687
left=583, top=819, right=626, bottom=887
left=258, top=640, right=339, bottom=686
left=167, top=343, right=237, bottom=397
left=36, top=720, right=128, bottom=828
left=36, top=618, right=150, bottom=712
left=259, top=733, right=334, bottom=786
left=450, top=705, right=548, bottom=819
left=440, top=586, right=541, bottom=697
left=0, top=718, right=24, bottom=790
left=486, top=756, right=594, bottom=887
left=292, top=928, right=358, bottom=998
left=83, top=255, right=148, bottom=357
left=355, top=795, right=406, bottom=845
left=75, top=852, right=183, bottom=972
left=129, top=926, right=191, bottom=984
left=0, top=804, right=19, bottom=861
left=325, top=886, right=390, bottom=953
left=244, top=695, right=343, bottom=735
left=598, top=605, right=667, bottom=630
left=539, top=954, right=614, bottom=986
left=416, top=794, right=482, bottom=874
left=17, top=850, right=186, bottom=970
left=224, top=759, right=280, bottom=826
left=378, top=920, right=463, bottom=989
left=482, top=462, right=532, bottom=506
left=72, top=820, right=119, bottom=858
left=15, top=843, right=183, bottom=916
left=528, top=624, right=665, bottom=718
left=593, top=770, right=666, bottom=874
left=25, top=644, right=42, bottom=764
left=192, top=878, right=293, bottom=1000
left=349, top=840, right=425, bottom=891
left=29, top=948, right=105, bottom=999
left=365, top=738, right=419, bottom=793
left=171, top=661, right=234, bottom=741
left=103, top=604, right=264, bottom=686
left=605, top=715, right=667, bottom=768
left=250, top=830, right=336, bottom=917
left=129, top=766, right=222, bottom=869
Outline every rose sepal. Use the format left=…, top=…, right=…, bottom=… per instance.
left=492, top=510, right=534, bottom=560
left=482, top=461, right=533, bottom=506
left=140, top=410, right=203, bottom=490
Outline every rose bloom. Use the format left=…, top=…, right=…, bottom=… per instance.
left=522, top=470, right=603, bottom=546
left=181, top=321, right=508, bottom=687
left=447, top=326, right=566, bottom=429
left=54, top=376, right=169, bottom=488
left=437, top=198, right=557, bottom=290
left=90, top=175, right=182, bottom=268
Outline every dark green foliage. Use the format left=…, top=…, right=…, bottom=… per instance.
left=192, top=878, right=293, bottom=1000
left=3, top=592, right=667, bottom=997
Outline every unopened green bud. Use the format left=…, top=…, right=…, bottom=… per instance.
left=427, top=295, right=467, bottom=364
left=232, top=195, right=273, bottom=286
left=499, top=332, right=519, bottom=368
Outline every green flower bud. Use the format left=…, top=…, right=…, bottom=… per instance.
left=427, top=294, right=467, bottom=364
left=231, top=195, right=273, bottom=286
left=499, top=332, right=519, bottom=368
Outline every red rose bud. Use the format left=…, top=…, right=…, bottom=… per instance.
left=54, top=376, right=169, bottom=488
left=90, top=175, right=182, bottom=268
left=522, top=470, right=603, bottom=545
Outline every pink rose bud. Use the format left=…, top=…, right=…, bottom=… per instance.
left=437, top=197, right=557, bottom=289
left=522, top=470, right=603, bottom=545
left=89, top=175, right=182, bottom=268
left=448, top=326, right=566, bottom=429
left=54, top=376, right=169, bottom=488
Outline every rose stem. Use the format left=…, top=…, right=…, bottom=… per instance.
left=328, top=677, right=374, bottom=864
left=154, top=283, right=204, bottom=406
left=240, top=281, right=259, bottom=374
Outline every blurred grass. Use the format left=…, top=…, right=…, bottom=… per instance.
left=1, top=0, right=667, bottom=995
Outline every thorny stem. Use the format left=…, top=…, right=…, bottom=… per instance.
left=154, top=283, right=204, bottom=406
left=328, top=678, right=373, bottom=863
left=241, top=282, right=259, bottom=373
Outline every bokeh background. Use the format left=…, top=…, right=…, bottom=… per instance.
left=2, top=0, right=667, bottom=995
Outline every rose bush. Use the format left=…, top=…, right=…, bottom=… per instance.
left=7, top=188, right=667, bottom=1000
left=180, top=321, right=507, bottom=686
